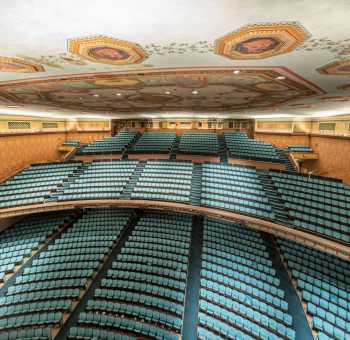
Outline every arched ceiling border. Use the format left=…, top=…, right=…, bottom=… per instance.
left=0, top=199, right=348, bottom=261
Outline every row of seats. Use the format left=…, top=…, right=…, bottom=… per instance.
left=77, top=131, right=138, bottom=155
left=131, top=161, right=193, bottom=203
left=198, top=218, right=295, bottom=339
left=74, top=211, right=192, bottom=339
left=178, top=132, right=219, bottom=155
left=278, top=238, right=350, bottom=339
left=287, top=145, right=313, bottom=152
left=130, top=132, right=176, bottom=153
left=0, top=208, right=132, bottom=335
left=271, top=171, right=350, bottom=243
left=0, top=212, right=73, bottom=282
left=0, top=161, right=82, bottom=208
left=57, top=160, right=139, bottom=201
left=224, top=132, right=282, bottom=163
left=201, top=164, right=274, bottom=219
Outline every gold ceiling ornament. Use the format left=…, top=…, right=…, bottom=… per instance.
left=68, top=36, right=148, bottom=65
left=318, top=60, right=350, bottom=76
left=216, top=23, right=309, bottom=60
left=0, top=56, right=45, bottom=73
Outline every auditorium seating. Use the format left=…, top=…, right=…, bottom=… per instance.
left=278, top=238, right=350, bottom=339
left=63, top=140, right=80, bottom=146
left=270, top=171, right=350, bottom=243
left=73, top=211, right=192, bottom=339
left=201, top=163, right=274, bottom=219
left=57, top=160, right=139, bottom=201
left=224, top=132, right=282, bottom=163
left=287, top=145, right=313, bottom=153
left=178, top=132, right=219, bottom=155
left=0, top=208, right=132, bottom=338
left=130, top=132, right=176, bottom=153
left=198, top=218, right=295, bottom=340
left=0, top=212, right=73, bottom=283
left=76, top=131, right=138, bottom=155
left=131, top=161, right=193, bottom=202
left=0, top=161, right=82, bottom=208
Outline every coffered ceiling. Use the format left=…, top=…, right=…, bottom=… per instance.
left=1, top=0, right=350, bottom=119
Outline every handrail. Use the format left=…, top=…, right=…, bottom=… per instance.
left=0, top=199, right=349, bottom=261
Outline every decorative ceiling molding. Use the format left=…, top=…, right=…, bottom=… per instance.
left=317, top=59, right=350, bottom=76
left=68, top=36, right=148, bottom=65
left=215, top=22, right=309, bottom=60
left=0, top=56, right=45, bottom=73
left=0, top=66, right=323, bottom=113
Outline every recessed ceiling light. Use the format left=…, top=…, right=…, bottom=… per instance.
left=93, top=94, right=99, bottom=97
left=165, top=91, right=171, bottom=95
left=116, top=93, right=122, bottom=96
left=7, top=105, right=20, bottom=108
left=233, top=70, right=240, bottom=74
left=192, top=90, right=198, bottom=95
left=276, top=76, right=286, bottom=80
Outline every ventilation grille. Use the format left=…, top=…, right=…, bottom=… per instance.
left=319, top=122, right=336, bottom=131
left=42, top=122, right=58, bottom=129
left=8, top=121, right=31, bottom=129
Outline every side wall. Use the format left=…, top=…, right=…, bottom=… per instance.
left=254, top=132, right=350, bottom=184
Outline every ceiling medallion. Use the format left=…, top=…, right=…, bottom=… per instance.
left=216, top=23, right=308, bottom=60
left=318, top=60, right=350, bottom=76
left=68, top=36, right=148, bottom=65
left=0, top=56, right=44, bottom=73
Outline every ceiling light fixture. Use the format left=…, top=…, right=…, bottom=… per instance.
left=192, top=90, right=198, bottom=95
left=233, top=70, right=240, bottom=74
left=93, top=94, right=99, bottom=97
left=276, top=76, right=286, bottom=80
left=116, top=93, right=122, bottom=96
left=165, top=91, right=171, bottom=95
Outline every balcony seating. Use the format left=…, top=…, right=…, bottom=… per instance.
left=74, top=211, right=192, bottom=339
left=201, top=163, right=274, bottom=219
left=0, top=208, right=132, bottom=336
left=198, top=218, right=295, bottom=340
left=76, top=131, right=138, bottom=155
left=63, top=140, right=80, bottom=146
left=130, top=132, right=176, bottom=154
left=0, top=161, right=82, bottom=208
left=271, top=171, right=350, bottom=243
left=178, top=132, right=219, bottom=155
left=131, top=161, right=193, bottom=202
left=278, top=238, right=350, bottom=339
left=0, top=212, right=72, bottom=282
left=225, top=132, right=282, bottom=163
left=287, top=145, right=313, bottom=153
left=57, top=160, right=138, bottom=201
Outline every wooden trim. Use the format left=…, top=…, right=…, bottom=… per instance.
left=74, top=154, right=123, bottom=161
left=0, top=199, right=348, bottom=261
left=228, top=158, right=286, bottom=170
left=176, top=154, right=220, bottom=163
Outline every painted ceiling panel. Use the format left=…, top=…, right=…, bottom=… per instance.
left=0, top=0, right=350, bottom=118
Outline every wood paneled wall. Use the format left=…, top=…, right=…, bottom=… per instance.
left=254, top=132, right=350, bottom=184
left=0, top=131, right=110, bottom=182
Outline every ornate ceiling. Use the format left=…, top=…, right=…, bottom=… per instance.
left=0, top=0, right=350, bottom=119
